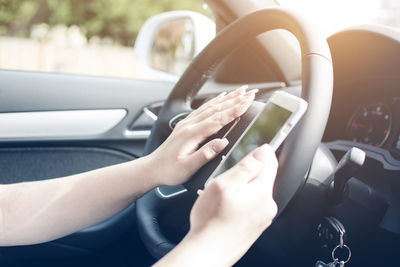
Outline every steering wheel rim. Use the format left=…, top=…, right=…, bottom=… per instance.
left=137, top=7, right=333, bottom=259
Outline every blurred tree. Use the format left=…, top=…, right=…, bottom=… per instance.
left=0, top=0, right=210, bottom=45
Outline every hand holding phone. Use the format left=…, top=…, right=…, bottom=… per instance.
left=185, top=90, right=307, bottom=191
left=211, top=91, right=307, bottom=177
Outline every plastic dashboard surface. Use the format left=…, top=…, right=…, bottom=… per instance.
left=325, top=25, right=400, bottom=164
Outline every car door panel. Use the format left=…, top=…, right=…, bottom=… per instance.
left=0, top=70, right=176, bottom=258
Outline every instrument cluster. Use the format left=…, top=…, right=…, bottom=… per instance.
left=346, top=97, right=400, bottom=157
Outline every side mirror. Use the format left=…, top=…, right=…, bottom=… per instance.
left=134, top=11, right=215, bottom=81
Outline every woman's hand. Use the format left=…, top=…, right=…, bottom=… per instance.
left=190, top=144, right=278, bottom=238
left=154, top=144, right=278, bottom=267
left=149, top=85, right=258, bottom=186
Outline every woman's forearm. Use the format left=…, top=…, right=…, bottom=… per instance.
left=0, top=155, right=158, bottom=246
left=153, top=229, right=247, bottom=267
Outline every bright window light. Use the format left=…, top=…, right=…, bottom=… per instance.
left=278, top=0, right=399, bottom=35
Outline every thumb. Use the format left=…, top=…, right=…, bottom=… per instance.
left=249, top=144, right=278, bottom=195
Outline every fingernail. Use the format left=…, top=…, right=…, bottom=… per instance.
left=246, top=88, right=259, bottom=95
left=253, top=144, right=274, bottom=162
left=212, top=138, right=229, bottom=153
left=239, top=85, right=248, bottom=95
left=244, top=90, right=258, bottom=100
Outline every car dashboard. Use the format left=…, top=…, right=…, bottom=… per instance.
left=324, top=25, right=400, bottom=165
left=327, top=94, right=400, bottom=160
left=318, top=25, right=400, bottom=257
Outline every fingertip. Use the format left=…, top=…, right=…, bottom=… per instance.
left=212, top=138, right=229, bottom=153
left=239, top=85, right=248, bottom=94
left=260, top=143, right=274, bottom=151
left=253, top=144, right=276, bottom=163
left=243, top=89, right=257, bottom=103
left=245, top=88, right=259, bottom=95
left=234, top=85, right=248, bottom=95
left=250, top=145, right=278, bottom=188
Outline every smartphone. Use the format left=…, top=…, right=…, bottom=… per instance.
left=206, top=91, right=308, bottom=183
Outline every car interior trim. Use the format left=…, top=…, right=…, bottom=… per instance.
left=124, top=129, right=152, bottom=139
left=143, top=107, right=158, bottom=121
left=156, top=186, right=188, bottom=199
left=0, top=109, right=127, bottom=139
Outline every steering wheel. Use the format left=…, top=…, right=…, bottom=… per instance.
left=136, top=7, right=333, bottom=259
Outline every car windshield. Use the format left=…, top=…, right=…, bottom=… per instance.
left=278, top=0, right=400, bottom=36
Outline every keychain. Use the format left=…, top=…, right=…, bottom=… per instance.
left=315, top=229, right=351, bottom=267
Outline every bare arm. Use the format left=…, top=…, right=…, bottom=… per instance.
left=0, top=86, right=257, bottom=246
left=0, top=156, right=157, bottom=246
